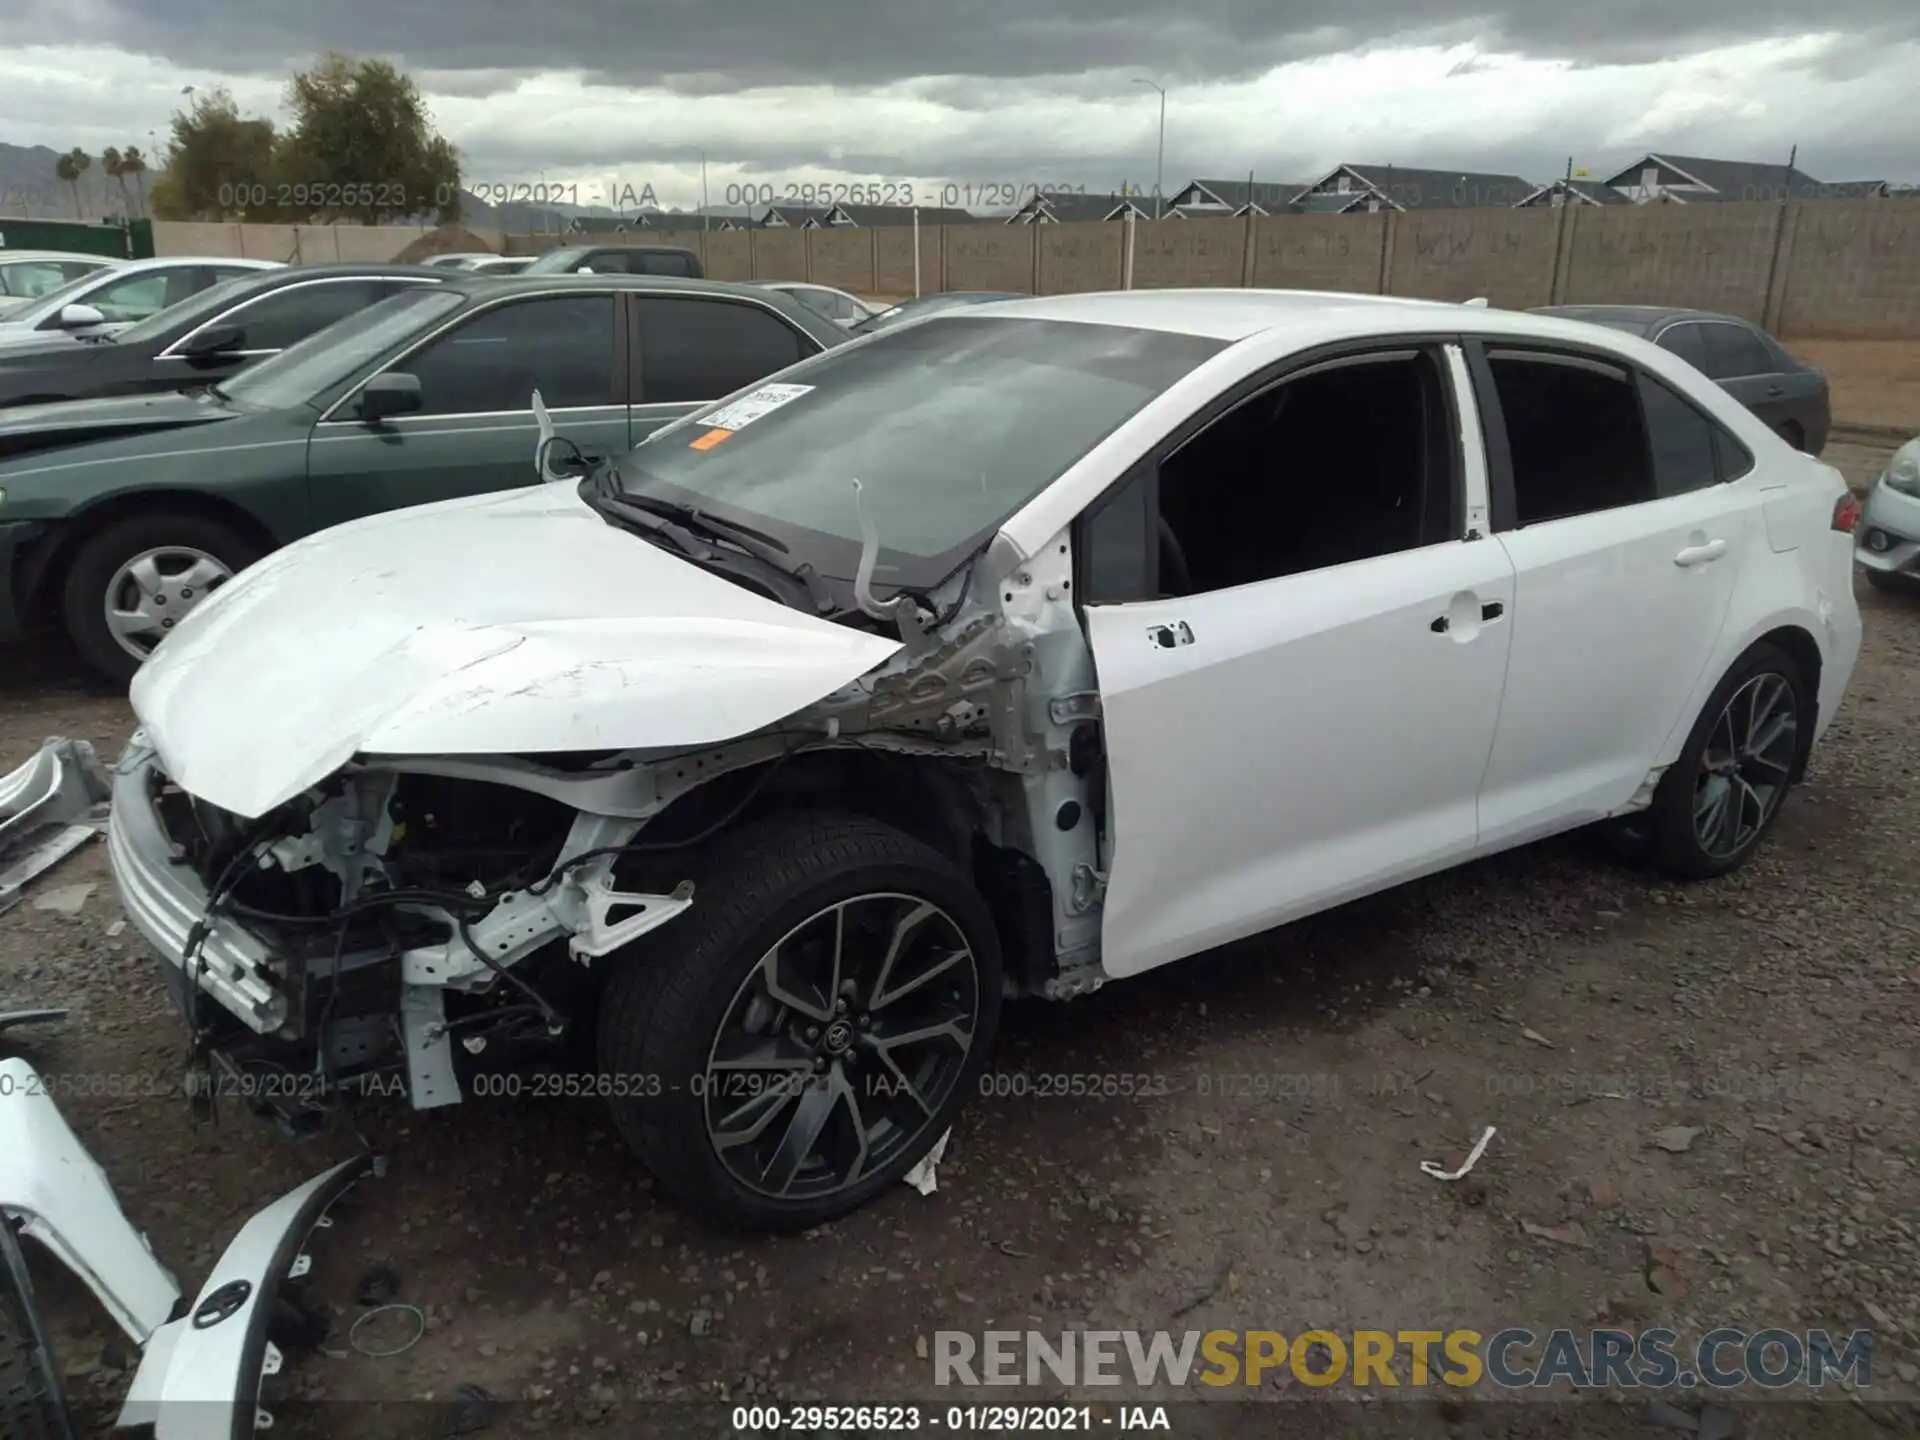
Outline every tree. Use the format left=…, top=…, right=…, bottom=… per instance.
left=119, top=146, right=150, bottom=216
left=101, top=146, right=129, bottom=217
left=147, top=88, right=279, bottom=221
left=54, top=148, right=92, bottom=217
left=275, top=53, right=461, bottom=224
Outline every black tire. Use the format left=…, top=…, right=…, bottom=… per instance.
left=598, top=811, right=1002, bottom=1232
left=60, top=512, right=262, bottom=686
left=1864, top=568, right=1911, bottom=595
left=1644, top=642, right=1810, bottom=880
left=0, top=1220, right=76, bottom=1440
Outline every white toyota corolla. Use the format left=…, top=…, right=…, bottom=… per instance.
left=20, top=288, right=1863, bottom=1235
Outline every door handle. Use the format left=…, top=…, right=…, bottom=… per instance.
left=1765, top=384, right=1785, bottom=397
left=1481, top=601, right=1504, bottom=621
left=1674, top=539, right=1728, bottom=568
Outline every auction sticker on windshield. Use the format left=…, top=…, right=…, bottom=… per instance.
left=698, top=383, right=814, bottom=434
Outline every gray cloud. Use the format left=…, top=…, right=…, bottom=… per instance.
left=3, top=0, right=1917, bottom=88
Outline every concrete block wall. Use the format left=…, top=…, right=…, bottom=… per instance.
left=1558, top=201, right=1783, bottom=322
left=141, top=201, right=1920, bottom=338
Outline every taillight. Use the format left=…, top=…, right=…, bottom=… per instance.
left=1833, top=491, right=1863, bottom=533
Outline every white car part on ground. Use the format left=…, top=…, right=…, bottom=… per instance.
left=0, top=1056, right=369, bottom=1437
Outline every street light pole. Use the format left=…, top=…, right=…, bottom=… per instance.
left=1133, top=78, right=1166, bottom=218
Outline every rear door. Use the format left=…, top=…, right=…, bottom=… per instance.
left=303, top=290, right=627, bottom=532
left=627, top=293, right=819, bottom=443
left=1694, top=320, right=1798, bottom=435
left=1468, top=341, right=1756, bottom=849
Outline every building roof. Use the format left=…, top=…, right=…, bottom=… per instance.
left=1600, top=153, right=1823, bottom=202
left=1513, top=178, right=1633, bottom=207
left=1167, top=179, right=1311, bottom=214
left=754, top=203, right=833, bottom=227
left=820, top=203, right=978, bottom=227
left=1003, top=192, right=1145, bottom=223
left=1289, top=190, right=1376, bottom=213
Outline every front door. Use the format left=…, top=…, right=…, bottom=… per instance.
left=1082, top=343, right=1515, bottom=978
left=304, top=292, right=627, bottom=533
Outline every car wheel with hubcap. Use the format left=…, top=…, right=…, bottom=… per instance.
left=61, top=513, right=260, bottom=686
left=1644, top=641, right=1808, bottom=879
left=598, top=811, right=1003, bottom=1232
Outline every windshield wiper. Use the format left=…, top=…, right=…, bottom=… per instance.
left=575, top=470, right=833, bottom=615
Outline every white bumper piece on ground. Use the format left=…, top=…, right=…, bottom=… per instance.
left=0, top=1057, right=369, bottom=1437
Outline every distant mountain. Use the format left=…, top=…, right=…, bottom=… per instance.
left=0, top=141, right=151, bottom=220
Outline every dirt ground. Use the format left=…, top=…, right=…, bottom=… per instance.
left=2, top=442, right=1916, bottom=1439
left=1791, top=341, right=1920, bottom=436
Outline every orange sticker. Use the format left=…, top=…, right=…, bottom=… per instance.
left=689, top=427, right=733, bottom=451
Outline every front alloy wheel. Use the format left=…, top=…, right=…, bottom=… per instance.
left=704, top=894, right=980, bottom=1201
left=598, top=811, right=1002, bottom=1231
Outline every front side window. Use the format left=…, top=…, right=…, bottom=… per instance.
left=220, top=287, right=467, bottom=411
left=220, top=280, right=388, bottom=351
left=1655, top=322, right=1708, bottom=372
left=1142, top=349, right=1457, bottom=597
left=634, top=297, right=809, bottom=404
left=400, top=295, right=618, bottom=414
left=0, top=260, right=98, bottom=299
left=1486, top=351, right=1653, bottom=525
left=41, top=269, right=180, bottom=326
left=618, top=315, right=1225, bottom=590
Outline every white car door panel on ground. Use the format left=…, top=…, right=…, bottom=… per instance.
left=1467, top=342, right=1759, bottom=849
left=1083, top=341, right=1514, bottom=978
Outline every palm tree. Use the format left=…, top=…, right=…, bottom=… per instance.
left=101, top=146, right=127, bottom=217
left=120, top=146, right=149, bottom=216
left=55, top=147, right=93, bottom=217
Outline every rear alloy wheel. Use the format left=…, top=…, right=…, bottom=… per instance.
left=1644, top=642, right=1808, bottom=879
left=598, top=812, right=1002, bottom=1232
left=61, top=513, right=260, bottom=686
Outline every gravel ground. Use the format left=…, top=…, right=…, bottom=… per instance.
left=1, top=440, right=1915, bottom=1438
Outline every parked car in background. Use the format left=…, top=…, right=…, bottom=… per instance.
left=754, top=280, right=878, bottom=328
left=1855, top=434, right=1920, bottom=593
left=522, top=244, right=702, bottom=278
left=419, top=253, right=495, bottom=269
left=0, top=251, right=118, bottom=317
left=31, top=290, right=1858, bottom=1231
left=0, top=264, right=450, bottom=409
left=850, top=290, right=1026, bottom=333
left=0, top=257, right=282, bottom=348
left=0, top=274, right=847, bottom=680
left=418, top=253, right=531, bottom=273
left=1532, top=305, right=1830, bottom=453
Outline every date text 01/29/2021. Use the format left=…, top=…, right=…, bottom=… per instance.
left=728, top=1404, right=1173, bottom=1432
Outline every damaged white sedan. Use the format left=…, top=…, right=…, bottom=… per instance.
left=21, top=290, right=1863, bottom=1232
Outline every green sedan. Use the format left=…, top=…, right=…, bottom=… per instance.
left=0, top=274, right=848, bottom=682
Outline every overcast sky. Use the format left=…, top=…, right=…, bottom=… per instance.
left=3, top=0, right=1915, bottom=209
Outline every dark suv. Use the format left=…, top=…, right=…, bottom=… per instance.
left=523, top=245, right=702, bottom=278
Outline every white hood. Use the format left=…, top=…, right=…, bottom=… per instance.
left=131, top=485, right=901, bottom=818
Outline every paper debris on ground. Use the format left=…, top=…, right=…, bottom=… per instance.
left=1421, top=1125, right=1497, bottom=1181
left=904, top=1130, right=951, bottom=1195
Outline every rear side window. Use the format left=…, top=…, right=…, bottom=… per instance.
left=1636, top=373, right=1720, bottom=496
left=1655, top=323, right=1708, bottom=371
left=1485, top=351, right=1653, bottom=525
left=401, top=295, right=618, bottom=414
left=640, top=251, right=696, bottom=277
left=222, top=280, right=385, bottom=351
left=1698, top=323, right=1776, bottom=380
left=633, top=297, right=808, bottom=403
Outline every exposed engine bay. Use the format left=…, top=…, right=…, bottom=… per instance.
left=128, top=525, right=1110, bottom=1132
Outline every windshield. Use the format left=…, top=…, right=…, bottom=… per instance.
left=616, top=315, right=1225, bottom=591
left=114, top=274, right=262, bottom=344
left=219, top=286, right=466, bottom=410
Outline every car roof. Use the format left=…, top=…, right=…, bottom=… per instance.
left=1533, top=303, right=1753, bottom=329
left=450, top=273, right=778, bottom=298
left=0, top=250, right=122, bottom=264
left=87, top=255, right=285, bottom=274
left=943, top=289, right=1760, bottom=350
